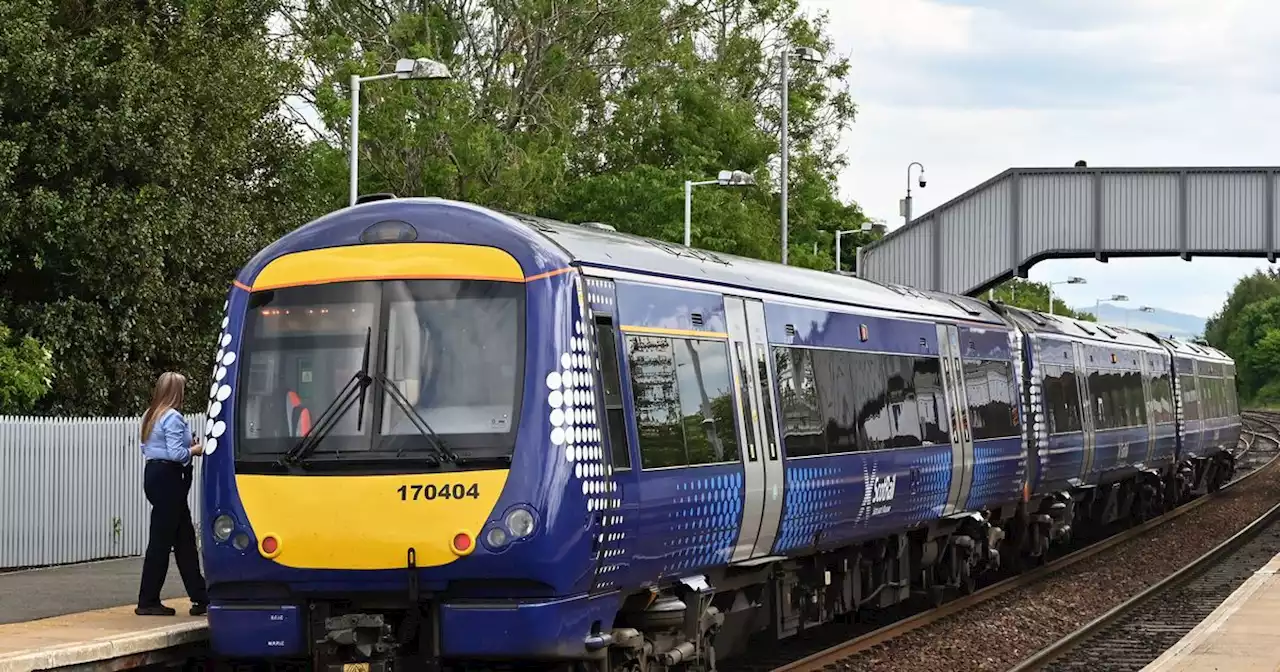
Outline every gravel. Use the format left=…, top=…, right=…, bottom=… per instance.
left=824, top=453, right=1280, bottom=672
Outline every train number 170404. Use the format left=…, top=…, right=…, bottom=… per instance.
left=397, top=483, right=481, bottom=501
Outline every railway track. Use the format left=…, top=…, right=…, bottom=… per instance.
left=751, top=411, right=1280, bottom=672
left=1010, top=411, right=1280, bottom=671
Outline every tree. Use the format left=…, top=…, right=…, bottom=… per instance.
left=0, top=325, right=53, bottom=414
left=988, top=279, right=1096, bottom=321
left=0, top=0, right=324, bottom=414
left=1204, top=270, right=1280, bottom=405
left=285, top=0, right=871, bottom=267
left=1204, top=269, right=1280, bottom=350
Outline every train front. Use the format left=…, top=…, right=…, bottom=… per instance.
left=199, top=198, right=618, bottom=669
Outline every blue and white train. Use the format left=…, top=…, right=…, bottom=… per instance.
left=197, top=196, right=1240, bottom=670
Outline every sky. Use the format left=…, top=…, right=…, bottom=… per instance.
left=801, top=0, right=1280, bottom=319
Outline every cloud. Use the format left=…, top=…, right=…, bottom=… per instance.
left=801, top=0, right=1280, bottom=317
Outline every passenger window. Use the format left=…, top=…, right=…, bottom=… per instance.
left=673, top=339, right=739, bottom=465
left=962, top=359, right=1019, bottom=440
left=774, top=348, right=827, bottom=457
left=627, top=336, right=685, bottom=468
left=593, top=317, right=631, bottom=470
left=913, top=358, right=951, bottom=444
left=885, top=356, right=923, bottom=448
left=625, top=334, right=738, bottom=469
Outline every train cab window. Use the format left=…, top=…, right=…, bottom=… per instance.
left=774, top=348, right=827, bottom=457
left=593, top=317, right=631, bottom=470
left=913, top=358, right=951, bottom=444
left=962, top=359, right=1019, bottom=440
left=625, top=335, right=738, bottom=468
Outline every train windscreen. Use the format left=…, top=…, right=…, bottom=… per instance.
left=235, top=279, right=524, bottom=468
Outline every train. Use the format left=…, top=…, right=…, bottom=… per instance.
left=197, top=196, right=1240, bottom=671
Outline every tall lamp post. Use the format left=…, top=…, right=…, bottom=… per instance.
left=834, top=222, right=874, bottom=273
left=779, top=45, right=824, bottom=265
left=1094, top=294, right=1129, bottom=320
left=901, top=162, right=926, bottom=226
left=1047, top=276, right=1087, bottom=316
left=350, top=57, right=453, bottom=206
left=684, top=170, right=756, bottom=246
left=1130, top=305, right=1155, bottom=327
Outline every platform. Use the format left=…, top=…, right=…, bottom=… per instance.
left=1144, top=552, right=1280, bottom=671
left=0, top=558, right=208, bottom=671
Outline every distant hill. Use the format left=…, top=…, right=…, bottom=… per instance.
left=1083, top=304, right=1206, bottom=340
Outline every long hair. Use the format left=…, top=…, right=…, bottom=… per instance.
left=141, top=372, right=187, bottom=443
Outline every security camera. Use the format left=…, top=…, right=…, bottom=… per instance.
left=918, top=175, right=927, bottom=188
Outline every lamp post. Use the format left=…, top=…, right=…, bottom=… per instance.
left=1129, top=305, right=1155, bottom=327
left=834, top=229, right=858, bottom=273
left=779, top=45, right=824, bottom=265
left=1094, top=294, right=1129, bottom=321
left=1047, top=276, right=1087, bottom=316
left=901, top=162, right=926, bottom=226
left=350, top=57, right=453, bottom=206
left=684, top=170, right=756, bottom=247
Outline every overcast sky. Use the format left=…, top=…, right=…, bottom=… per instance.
left=803, top=0, right=1280, bottom=318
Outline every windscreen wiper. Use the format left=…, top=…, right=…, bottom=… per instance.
left=280, top=328, right=373, bottom=466
left=378, top=373, right=459, bottom=464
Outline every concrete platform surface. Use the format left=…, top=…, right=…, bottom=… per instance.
left=1144, top=552, right=1280, bottom=671
left=0, top=557, right=195, bottom=624
left=0, top=599, right=207, bottom=672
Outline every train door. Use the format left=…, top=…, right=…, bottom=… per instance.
left=1139, top=355, right=1156, bottom=465
left=936, top=324, right=975, bottom=516
left=1073, top=342, right=1098, bottom=482
left=724, top=296, right=785, bottom=562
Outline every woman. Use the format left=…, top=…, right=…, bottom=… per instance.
left=135, top=371, right=210, bottom=616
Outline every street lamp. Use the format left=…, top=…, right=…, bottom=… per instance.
left=349, top=57, right=453, bottom=206
left=684, top=170, right=756, bottom=246
left=1047, top=276, right=1087, bottom=316
left=1094, top=293, right=1129, bottom=319
left=834, top=222, right=874, bottom=273
left=901, top=162, right=926, bottom=226
left=779, top=45, right=824, bottom=265
left=1128, top=305, right=1155, bottom=326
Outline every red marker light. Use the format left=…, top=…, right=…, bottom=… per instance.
left=261, top=536, right=279, bottom=554
left=453, top=533, right=472, bottom=553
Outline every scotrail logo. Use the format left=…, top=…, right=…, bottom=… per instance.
left=871, top=474, right=896, bottom=504
left=858, top=468, right=897, bottom=521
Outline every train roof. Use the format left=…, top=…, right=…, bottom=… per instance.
left=994, top=305, right=1169, bottom=352
left=495, top=204, right=1008, bottom=326
left=1158, top=335, right=1233, bottom=363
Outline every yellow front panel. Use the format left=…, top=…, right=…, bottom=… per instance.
left=251, top=243, right=525, bottom=291
left=235, top=469, right=510, bottom=569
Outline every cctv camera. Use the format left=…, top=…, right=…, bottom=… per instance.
left=918, top=177, right=927, bottom=188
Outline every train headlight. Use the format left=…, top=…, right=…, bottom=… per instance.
left=505, top=508, right=536, bottom=538
left=486, top=527, right=509, bottom=548
left=212, top=514, right=235, bottom=542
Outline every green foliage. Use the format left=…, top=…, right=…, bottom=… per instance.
left=288, top=0, right=873, bottom=266
left=0, top=0, right=325, bottom=414
left=1205, top=271, right=1280, bottom=405
left=0, top=325, right=54, bottom=414
left=988, top=279, right=1096, bottom=321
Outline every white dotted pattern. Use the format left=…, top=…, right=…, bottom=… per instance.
left=551, top=276, right=627, bottom=588
left=203, top=298, right=235, bottom=455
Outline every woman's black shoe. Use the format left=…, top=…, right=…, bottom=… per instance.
left=190, top=603, right=208, bottom=616
left=135, top=604, right=177, bottom=616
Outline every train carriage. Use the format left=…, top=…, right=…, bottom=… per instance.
left=199, top=196, right=1240, bottom=671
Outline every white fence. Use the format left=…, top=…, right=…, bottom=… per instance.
left=0, top=414, right=205, bottom=570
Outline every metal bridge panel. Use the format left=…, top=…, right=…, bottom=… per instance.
left=1187, top=172, right=1268, bottom=250
left=1021, top=173, right=1092, bottom=254
left=940, top=178, right=1010, bottom=292
left=857, top=166, right=1280, bottom=295
left=1102, top=173, right=1179, bottom=251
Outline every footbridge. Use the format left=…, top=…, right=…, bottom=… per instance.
left=855, top=166, right=1280, bottom=296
